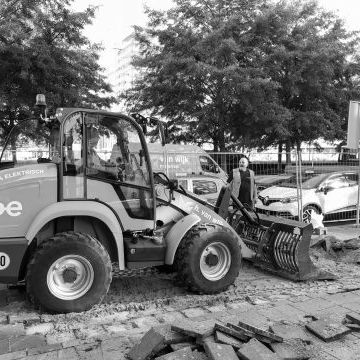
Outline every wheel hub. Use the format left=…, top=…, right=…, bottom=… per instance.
left=205, top=252, right=219, bottom=267
left=62, top=267, right=78, bottom=283
left=47, top=255, right=94, bottom=300
left=200, top=242, right=231, bottom=281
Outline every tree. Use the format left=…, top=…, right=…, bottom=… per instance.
left=253, top=0, right=360, bottom=154
left=0, top=0, right=115, bottom=146
left=123, top=0, right=360, bottom=155
left=125, top=0, right=283, bottom=151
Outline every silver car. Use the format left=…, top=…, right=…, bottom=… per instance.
left=255, top=171, right=359, bottom=222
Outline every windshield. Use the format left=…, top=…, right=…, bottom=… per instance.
left=278, top=173, right=329, bottom=189
left=0, top=119, right=60, bottom=166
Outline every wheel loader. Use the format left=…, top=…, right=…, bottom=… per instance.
left=0, top=95, right=333, bottom=313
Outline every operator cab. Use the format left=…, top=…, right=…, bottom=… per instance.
left=62, top=111, right=156, bottom=222
left=0, top=96, right=157, bottom=229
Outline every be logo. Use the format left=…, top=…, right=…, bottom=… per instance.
left=0, top=201, right=22, bottom=217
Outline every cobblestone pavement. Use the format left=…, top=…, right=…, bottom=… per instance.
left=0, top=225, right=359, bottom=359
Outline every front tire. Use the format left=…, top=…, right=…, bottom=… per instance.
left=175, top=224, right=241, bottom=294
left=303, top=205, right=321, bottom=223
left=26, top=232, right=112, bottom=313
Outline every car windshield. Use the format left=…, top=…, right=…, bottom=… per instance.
left=0, top=118, right=59, bottom=166
left=278, top=173, right=329, bottom=189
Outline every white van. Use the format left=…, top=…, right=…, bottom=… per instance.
left=147, top=143, right=227, bottom=181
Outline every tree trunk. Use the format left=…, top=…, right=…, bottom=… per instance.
left=277, top=141, right=283, bottom=173
left=9, top=118, right=16, bottom=162
left=213, top=129, right=227, bottom=171
left=213, top=138, right=219, bottom=152
left=286, top=140, right=291, bottom=164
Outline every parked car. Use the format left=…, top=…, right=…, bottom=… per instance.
left=255, top=174, right=294, bottom=192
left=176, top=175, right=226, bottom=205
left=255, top=171, right=359, bottom=222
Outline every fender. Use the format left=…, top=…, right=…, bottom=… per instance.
left=169, top=191, right=255, bottom=260
left=25, top=201, right=125, bottom=270
left=165, top=213, right=201, bottom=265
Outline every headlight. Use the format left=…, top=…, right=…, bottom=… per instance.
left=280, top=196, right=298, bottom=203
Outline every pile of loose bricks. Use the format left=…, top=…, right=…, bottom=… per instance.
left=127, top=310, right=360, bottom=359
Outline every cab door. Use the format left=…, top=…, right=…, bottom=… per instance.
left=62, top=111, right=155, bottom=231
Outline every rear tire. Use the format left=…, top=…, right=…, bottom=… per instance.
left=26, top=232, right=112, bottom=313
left=175, top=224, right=241, bottom=294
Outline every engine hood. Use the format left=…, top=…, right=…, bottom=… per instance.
left=0, top=163, right=58, bottom=238
left=0, top=164, right=56, bottom=185
left=259, top=186, right=313, bottom=198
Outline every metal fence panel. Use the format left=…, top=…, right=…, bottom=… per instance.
left=2, top=146, right=359, bottom=224
left=209, top=149, right=360, bottom=224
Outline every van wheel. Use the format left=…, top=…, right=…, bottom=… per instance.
left=26, top=232, right=112, bottom=313
left=303, top=205, right=320, bottom=223
left=175, top=224, right=241, bottom=294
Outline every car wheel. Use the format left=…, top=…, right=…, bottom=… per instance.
left=26, top=231, right=112, bottom=313
left=302, top=205, right=321, bottom=223
left=175, top=224, right=241, bottom=294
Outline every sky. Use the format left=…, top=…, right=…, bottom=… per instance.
left=72, top=0, right=173, bottom=68
left=72, top=0, right=360, bottom=68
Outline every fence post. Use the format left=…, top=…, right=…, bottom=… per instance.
left=357, top=148, right=360, bottom=227
left=295, top=150, right=303, bottom=221
left=295, top=151, right=300, bottom=220
left=164, top=148, right=168, bottom=176
left=298, top=150, right=303, bottom=222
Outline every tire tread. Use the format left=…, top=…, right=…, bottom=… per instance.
left=26, top=231, right=112, bottom=313
left=175, top=224, right=241, bottom=294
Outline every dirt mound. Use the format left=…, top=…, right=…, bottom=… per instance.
left=310, top=235, right=360, bottom=283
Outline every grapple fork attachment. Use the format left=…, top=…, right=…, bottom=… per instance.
left=237, top=215, right=336, bottom=281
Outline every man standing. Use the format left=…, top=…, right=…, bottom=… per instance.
left=87, top=127, right=104, bottom=168
left=227, top=157, right=257, bottom=209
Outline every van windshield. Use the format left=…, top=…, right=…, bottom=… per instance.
left=0, top=119, right=60, bottom=166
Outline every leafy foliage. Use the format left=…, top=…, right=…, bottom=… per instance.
left=123, top=0, right=360, bottom=151
left=257, top=0, right=360, bottom=150
left=0, top=0, right=115, bottom=145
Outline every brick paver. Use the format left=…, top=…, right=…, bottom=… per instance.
left=156, top=311, right=186, bottom=324
left=132, top=316, right=161, bottom=331
left=0, top=227, right=360, bottom=359
left=9, top=335, right=46, bottom=353
left=0, top=325, right=25, bottom=339
left=26, top=324, right=54, bottom=336
left=340, top=302, right=360, bottom=313
left=180, top=308, right=209, bottom=318
left=57, top=347, right=79, bottom=360
left=0, top=350, right=27, bottom=360
left=291, top=298, right=336, bottom=314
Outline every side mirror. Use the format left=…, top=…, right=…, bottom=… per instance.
left=215, top=166, right=220, bottom=173
left=319, top=185, right=331, bottom=195
left=324, top=185, right=334, bottom=194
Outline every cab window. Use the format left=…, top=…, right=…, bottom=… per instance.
left=193, top=179, right=217, bottom=195
left=1, top=119, right=60, bottom=166
left=84, top=114, right=150, bottom=187
left=63, top=113, right=83, bottom=176
left=178, top=179, right=188, bottom=190
left=199, top=156, right=218, bottom=174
